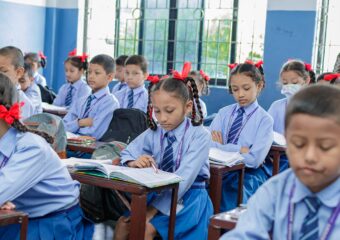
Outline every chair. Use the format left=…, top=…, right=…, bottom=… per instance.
left=0, top=210, right=28, bottom=240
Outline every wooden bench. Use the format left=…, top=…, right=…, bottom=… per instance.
left=0, top=210, right=29, bottom=240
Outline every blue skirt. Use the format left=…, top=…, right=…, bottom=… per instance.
left=0, top=205, right=94, bottom=240
left=150, top=188, right=213, bottom=240
left=220, top=166, right=269, bottom=212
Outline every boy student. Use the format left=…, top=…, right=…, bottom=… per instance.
left=111, top=55, right=129, bottom=94
left=63, top=54, right=120, bottom=139
left=19, top=63, right=43, bottom=114
left=115, top=55, right=149, bottom=112
left=0, top=46, right=34, bottom=119
left=222, top=85, right=340, bottom=239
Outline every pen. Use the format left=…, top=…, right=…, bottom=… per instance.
left=151, top=162, right=159, bottom=174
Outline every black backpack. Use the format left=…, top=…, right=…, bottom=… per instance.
left=100, top=108, right=148, bottom=143
left=38, top=84, right=56, bottom=104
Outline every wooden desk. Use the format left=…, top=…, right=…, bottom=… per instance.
left=268, top=145, right=287, bottom=176
left=67, top=141, right=106, bottom=154
left=209, top=163, right=245, bottom=214
left=0, top=210, right=28, bottom=240
left=71, top=172, right=179, bottom=240
left=208, top=211, right=238, bottom=240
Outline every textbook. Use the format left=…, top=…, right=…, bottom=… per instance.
left=42, top=102, right=68, bottom=113
left=209, top=148, right=244, bottom=167
left=64, top=158, right=183, bottom=188
left=67, top=132, right=96, bottom=145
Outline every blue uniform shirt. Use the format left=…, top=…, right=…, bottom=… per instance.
left=24, top=82, right=43, bottom=114
left=18, top=89, right=34, bottom=120
left=0, top=128, right=80, bottom=218
left=33, top=72, right=47, bottom=87
left=222, top=169, right=340, bottom=240
left=209, top=100, right=274, bottom=168
left=53, top=78, right=91, bottom=108
left=115, top=84, right=148, bottom=112
left=268, top=97, right=288, bottom=135
left=120, top=118, right=211, bottom=215
left=111, top=81, right=127, bottom=95
left=63, top=86, right=120, bottom=139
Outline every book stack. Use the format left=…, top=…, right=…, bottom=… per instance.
left=209, top=148, right=244, bottom=167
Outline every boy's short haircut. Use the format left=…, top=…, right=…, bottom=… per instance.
left=23, top=63, right=34, bottom=78
left=125, top=55, right=148, bottom=73
left=90, top=54, right=115, bottom=74
left=115, top=55, right=129, bottom=67
left=0, top=46, right=24, bottom=69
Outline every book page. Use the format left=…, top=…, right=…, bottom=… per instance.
left=209, top=148, right=244, bottom=165
left=273, top=131, right=286, bottom=146
left=42, top=102, right=68, bottom=112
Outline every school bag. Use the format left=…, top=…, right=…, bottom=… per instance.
left=99, top=108, right=148, bottom=143
left=38, top=84, right=56, bottom=104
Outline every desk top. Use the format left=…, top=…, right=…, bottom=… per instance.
left=67, top=141, right=106, bottom=153
left=270, top=144, right=286, bottom=151
left=0, top=210, right=27, bottom=220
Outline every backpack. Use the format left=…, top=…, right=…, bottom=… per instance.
left=38, top=84, right=57, bottom=104
left=99, top=108, right=148, bottom=143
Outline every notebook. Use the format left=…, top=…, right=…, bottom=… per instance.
left=64, top=158, right=182, bottom=188
left=209, top=148, right=244, bottom=166
left=42, top=102, right=68, bottom=113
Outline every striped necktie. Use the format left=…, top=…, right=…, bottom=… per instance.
left=299, top=196, right=321, bottom=240
left=227, top=107, right=245, bottom=143
left=127, top=89, right=134, bottom=108
left=82, top=95, right=95, bottom=118
left=161, top=133, right=177, bottom=173
left=65, top=85, right=74, bottom=107
left=118, top=82, right=124, bottom=90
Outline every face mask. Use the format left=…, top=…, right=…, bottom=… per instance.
left=281, top=84, right=302, bottom=98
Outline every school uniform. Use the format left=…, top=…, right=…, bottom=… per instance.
left=0, top=127, right=94, bottom=239
left=111, top=81, right=127, bottom=95
left=63, top=86, right=120, bottom=139
left=24, top=82, right=43, bottom=114
left=33, top=72, right=47, bottom=87
left=120, top=118, right=213, bottom=239
left=53, top=78, right=91, bottom=108
left=221, top=169, right=340, bottom=239
left=115, top=84, right=148, bottom=112
left=209, top=100, right=273, bottom=211
left=18, top=89, right=34, bottom=120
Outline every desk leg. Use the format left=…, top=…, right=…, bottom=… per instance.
left=129, top=194, right=147, bottom=240
left=272, top=151, right=280, bottom=176
left=237, top=168, right=244, bottom=206
left=168, top=185, right=179, bottom=240
left=210, top=173, right=223, bottom=214
left=19, top=215, right=28, bottom=240
left=208, top=224, right=221, bottom=240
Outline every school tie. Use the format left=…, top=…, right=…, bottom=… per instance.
left=118, top=82, right=124, bottom=91
left=227, top=107, right=245, bottom=143
left=82, top=95, right=95, bottom=118
left=299, top=196, right=321, bottom=240
left=127, top=89, right=134, bottom=108
left=161, top=133, right=177, bottom=173
left=65, top=85, right=74, bottom=107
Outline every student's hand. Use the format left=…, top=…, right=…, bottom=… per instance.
left=128, top=155, right=156, bottom=168
left=146, top=206, right=158, bottom=222
left=211, top=131, right=223, bottom=144
left=78, top=118, right=93, bottom=127
left=240, top=146, right=250, bottom=154
left=0, top=201, right=16, bottom=210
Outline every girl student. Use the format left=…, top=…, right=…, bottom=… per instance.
left=317, top=72, right=340, bottom=86
left=0, top=73, right=93, bottom=239
left=114, top=63, right=213, bottom=240
left=53, top=49, right=91, bottom=108
left=24, top=51, right=48, bottom=87
left=209, top=61, right=274, bottom=212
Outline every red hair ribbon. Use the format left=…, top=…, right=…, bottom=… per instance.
left=172, top=62, right=192, bottom=81
left=0, top=102, right=24, bottom=125
left=68, top=48, right=77, bottom=57
left=323, top=73, right=340, bottom=81
left=147, top=75, right=160, bottom=84
left=38, top=51, right=47, bottom=60
left=228, top=63, right=238, bottom=70
left=79, top=53, right=89, bottom=63
left=199, top=70, right=210, bottom=81
left=304, top=63, right=313, bottom=72
left=68, top=49, right=88, bottom=62
left=244, top=59, right=263, bottom=69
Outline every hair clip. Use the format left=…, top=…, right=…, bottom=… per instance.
left=147, top=75, right=160, bottom=84
left=228, top=63, right=238, bottom=70
left=172, top=62, right=192, bottom=81
left=304, top=63, right=313, bottom=72
left=323, top=73, right=340, bottom=81
left=199, top=70, right=210, bottom=81
left=38, top=51, right=47, bottom=60
left=0, top=102, right=24, bottom=125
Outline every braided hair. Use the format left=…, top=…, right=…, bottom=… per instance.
left=0, top=73, right=54, bottom=144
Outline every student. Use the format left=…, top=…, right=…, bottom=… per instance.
left=189, top=69, right=210, bottom=118
left=317, top=72, right=340, bottom=86
left=0, top=73, right=94, bottom=239
left=111, top=55, right=129, bottom=94
left=114, top=74, right=213, bottom=240
left=222, top=85, right=340, bottom=239
left=53, top=52, right=91, bottom=108
left=115, top=55, right=149, bottom=112
left=63, top=54, right=120, bottom=139
left=24, top=51, right=47, bottom=87
left=0, top=46, right=34, bottom=119
left=209, top=62, right=273, bottom=212
left=19, top=63, right=43, bottom=114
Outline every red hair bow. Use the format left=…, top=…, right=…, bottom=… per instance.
left=68, top=48, right=77, bottom=57
left=68, top=49, right=88, bottom=62
left=323, top=73, right=340, bottom=81
left=244, top=59, right=263, bottom=68
left=304, top=63, right=313, bottom=72
left=199, top=70, right=210, bottom=81
left=79, top=53, right=89, bottom=63
left=228, top=63, right=238, bottom=70
left=172, top=62, right=192, bottom=81
left=38, top=51, right=47, bottom=60
left=147, top=75, right=160, bottom=84
left=0, top=102, right=24, bottom=125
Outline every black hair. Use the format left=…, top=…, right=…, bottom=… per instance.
left=281, top=59, right=315, bottom=84
left=64, top=56, right=88, bottom=71
left=0, top=73, right=54, bottom=143
left=0, top=46, right=24, bottom=69
left=147, top=77, right=203, bottom=130
left=115, top=55, right=129, bottom=67
left=285, top=85, right=340, bottom=129
left=189, top=70, right=210, bottom=95
left=228, top=63, right=265, bottom=94
left=90, top=54, right=115, bottom=74
left=24, top=52, right=47, bottom=68
left=23, top=62, right=34, bottom=78
left=125, top=55, right=148, bottom=73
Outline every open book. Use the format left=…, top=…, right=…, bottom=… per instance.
left=209, top=148, right=244, bottom=167
left=273, top=132, right=286, bottom=146
left=64, top=158, right=182, bottom=188
left=42, top=102, right=68, bottom=113
left=66, top=132, right=96, bottom=145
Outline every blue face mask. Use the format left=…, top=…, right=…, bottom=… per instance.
left=281, top=84, right=302, bottom=98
